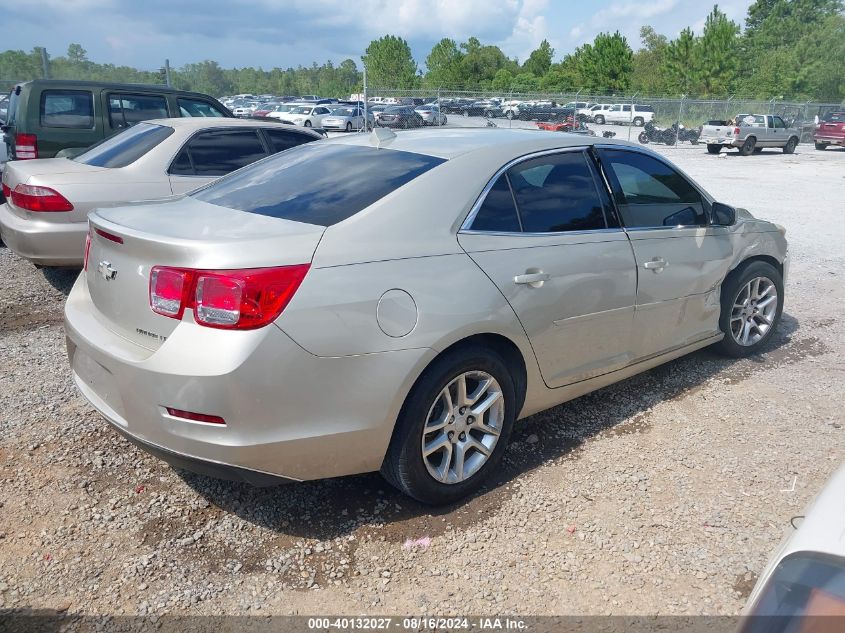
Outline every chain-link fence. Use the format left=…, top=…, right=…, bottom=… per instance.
left=365, top=87, right=844, bottom=149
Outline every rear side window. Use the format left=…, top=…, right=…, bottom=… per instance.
left=264, top=128, right=316, bottom=153
left=109, top=94, right=169, bottom=129
left=471, top=175, right=521, bottom=232
left=40, top=90, right=94, bottom=129
left=178, top=98, right=228, bottom=118
left=507, top=152, right=608, bottom=233
left=74, top=122, right=174, bottom=168
left=192, top=143, right=445, bottom=226
left=171, top=128, right=268, bottom=176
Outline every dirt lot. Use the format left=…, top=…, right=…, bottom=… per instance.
left=0, top=140, right=843, bottom=617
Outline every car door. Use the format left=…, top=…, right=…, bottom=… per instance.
left=772, top=116, right=789, bottom=144
left=167, top=127, right=269, bottom=194
left=596, top=147, right=733, bottom=359
left=458, top=149, right=638, bottom=388
left=607, top=105, right=624, bottom=123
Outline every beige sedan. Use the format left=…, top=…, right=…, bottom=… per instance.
left=0, top=118, right=321, bottom=266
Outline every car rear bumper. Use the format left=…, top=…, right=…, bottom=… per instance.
left=814, top=135, right=845, bottom=146
left=64, top=274, right=430, bottom=483
left=0, top=202, right=86, bottom=266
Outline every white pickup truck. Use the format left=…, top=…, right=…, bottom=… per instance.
left=700, top=114, right=800, bottom=156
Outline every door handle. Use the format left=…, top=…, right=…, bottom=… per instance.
left=643, top=257, right=668, bottom=272
left=514, top=271, right=550, bottom=287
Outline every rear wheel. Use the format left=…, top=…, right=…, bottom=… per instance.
left=739, top=136, right=756, bottom=156
left=638, top=132, right=649, bottom=144
left=633, top=116, right=644, bottom=127
left=707, top=144, right=721, bottom=154
left=815, top=142, right=827, bottom=150
left=594, top=115, right=605, bottom=125
left=715, top=261, right=784, bottom=358
left=381, top=346, right=517, bottom=505
left=783, top=137, right=798, bottom=154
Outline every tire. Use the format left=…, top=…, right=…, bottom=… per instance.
left=739, top=136, right=756, bottom=156
left=689, top=133, right=700, bottom=145
left=463, top=110, right=469, bottom=117
left=715, top=261, right=784, bottom=358
left=638, top=132, right=649, bottom=144
left=783, top=137, right=798, bottom=154
left=707, top=144, right=721, bottom=154
left=381, top=345, right=517, bottom=505
left=594, top=115, right=605, bottom=125
left=442, top=116, right=447, bottom=125
left=345, top=122, right=352, bottom=132
left=633, top=117, right=644, bottom=127
left=815, top=142, right=827, bottom=150
left=304, top=120, right=312, bottom=127
left=506, top=111, right=514, bottom=120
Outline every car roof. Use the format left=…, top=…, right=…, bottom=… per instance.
left=326, top=127, right=631, bottom=160
left=779, top=462, right=845, bottom=561
left=15, top=79, right=215, bottom=99
left=141, top=117, right=320, bottom=133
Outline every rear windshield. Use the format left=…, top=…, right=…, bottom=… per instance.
left=823, top=112, right=845, bottom=122
left=192, top=143, right=445, bottom=226
left=73, top=122, right=174, bottom=168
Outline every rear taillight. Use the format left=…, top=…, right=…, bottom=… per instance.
left=83, top=232, right=91, bottom=271
left=734, top=127, right=740, bottom=135
left=15, top=133, right=38, bottom=160
left=10, top=184, right=73, bottom=212
left=149, top=265, right=310, bottom=330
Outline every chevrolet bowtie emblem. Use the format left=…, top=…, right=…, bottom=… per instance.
left=97, top=260, right=117, bottom=281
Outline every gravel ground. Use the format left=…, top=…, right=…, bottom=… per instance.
left=0, top=141, right=843, bottom=618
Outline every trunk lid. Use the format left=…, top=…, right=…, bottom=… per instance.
left=86, top=197, right=325, bottom=350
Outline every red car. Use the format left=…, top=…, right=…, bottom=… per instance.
left=814, top=111, right=845, bottom=150
left=536, top=119, right=595, bottom=136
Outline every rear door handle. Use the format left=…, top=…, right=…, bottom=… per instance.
left=514, top=272, right=550, bottom=287
left=643, top=257, right=668, bottom=272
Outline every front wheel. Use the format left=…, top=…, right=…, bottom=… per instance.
left=345, top=122, right=352, bottom=132
left=715, top=261, right=784, bottom=358
left=707, top=144, right=721, bottom=154
left=304, top=120, right=312, bottom=127
left=381, top=346, right=517, bottom=505
left=638, top=132, right=649, bottom=144
left=783, top=137, right=798, bottom=154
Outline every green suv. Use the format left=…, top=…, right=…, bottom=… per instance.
left=2, top=80, right=232, bottom=162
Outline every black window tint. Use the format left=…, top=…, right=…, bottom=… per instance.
left=599, top=149, right=706, bottom=228
left=169, top=146, right=194, bottom=175
left=178, top=98, right=228, bottom=118
left=109, top=94, right=168, bottom=129
left=187, top=129, right=267, bottom=176
left=773, top=116, right=787, bottom=128
left=41, top=90, right=94, bottom=128
left=507, top=152, right=607, bottom=233
left=264, top=128, right=316, bottom=153
left=192, top=143, right=445, bottom=227
left=471, top=175, right=520, bottom=232
left=73, top=122, right=174, bottom=168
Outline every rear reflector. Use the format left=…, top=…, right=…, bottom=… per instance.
left=15, top=133, right=38, bottom=160
left=94, top=228, right=124, bottom=244
left=149, top=264, right=310, bottom=330
left=734, top=127, right=741, bottom=135
left=165, top=407, right=225, bottom=425
left=11, top=184, right=73, bottom=212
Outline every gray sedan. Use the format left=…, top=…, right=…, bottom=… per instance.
left=321, top=106, right=373, bottom=132
left=65, top=128, right=787, bottom=505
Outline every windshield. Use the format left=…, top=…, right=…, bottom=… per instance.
left=291, top=106, right=313, bottom=114
left=331, top=107, right=355, bottom=116
left=73, top=122, right=174, bottom=168
left=191, top=143, right=445, bottom=227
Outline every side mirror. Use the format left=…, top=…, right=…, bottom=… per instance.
left=712, top=202, right=736, bottom=226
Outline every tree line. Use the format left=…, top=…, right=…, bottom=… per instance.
left=1, top=1, right=843, bottom=101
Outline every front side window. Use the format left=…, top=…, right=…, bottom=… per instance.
left=172, top=128, right=267, bottom=177
left=178, top=98, right=228, bottom=118
left=192, top=143, right=445, bottom=227
left=598, top=149, right=706, bottom=228
left=74, top=122, right=174, bottom=168
left=109, top=94, right=168, bottom=129
left=40, top=90, right=94, bottom=129
left=773, top=116, right=787, bottom=129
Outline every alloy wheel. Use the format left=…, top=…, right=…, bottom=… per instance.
left=730, top=276, right=778, bottom=346
left=421, top=371, right=504, bottom=484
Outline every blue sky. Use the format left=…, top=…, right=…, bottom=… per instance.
left=5, top=0, right=755, bottom=71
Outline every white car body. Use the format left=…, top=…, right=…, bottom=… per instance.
left=265, top=102, right=304, bottom=121
left=742, top=462, right=845, bottom=627
left=601, top=104, right=655, bottom=126
left=279, top=104, right=333, bottom=127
